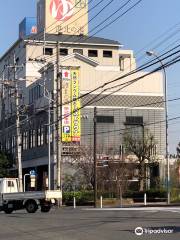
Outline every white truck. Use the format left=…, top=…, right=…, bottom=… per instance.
left=0, top=178, right=62, bottom=214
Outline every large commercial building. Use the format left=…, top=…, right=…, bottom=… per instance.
left=0, top=0, right=165, bottom=189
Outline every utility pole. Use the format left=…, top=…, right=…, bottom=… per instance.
left=48, top=96, right=51, bottom=190
left=1, top=58, right=23, bottom=190
left=94, top=107, right=97, bottom=208
left=146, top=50, right=169, bottom=203
left=1, top=71, right=5, bottom=151
left=42, top=65, right=52, bottom=190
left=56, top=41, right=62, bottom=202
left=13, top=54, right=23, bottom=192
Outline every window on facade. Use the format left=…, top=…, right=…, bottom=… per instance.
left=29, top=129, right=36, bottom=149
left=6, top=137, right=10, bottom=151
left=44, top=48, right=53, bottom=56
left=125, top=116, right=143, bottom=125
left=15, top=57, right=19, bottom=64
left=125, top=116, right=144, bottom=140
left=97, top=116, right=114, bottom=123
left=37, top=128, right=41, bottom=147
left=29, top=85, right=42, bottom=104
left=12, top=136, right=16, bottom=154
left=37, top=126, right=44, bottom=147
left=103, top=50, right=112, bottom=58
left=22, top=131, right=28, bottom=151
left=29, top=89, right=32, bottom=104
left=119, top=56, right=124, bottom=71
left=73, top=49, right=83, bottom=55
left=60, top=48, right=68, bottom=56
left=88, top=49, right=98, bottom=57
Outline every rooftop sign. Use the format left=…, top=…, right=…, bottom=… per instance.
left=37, top=0, right=88, bottom=35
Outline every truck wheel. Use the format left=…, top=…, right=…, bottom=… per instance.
left=4, top=208, right=13, bottom=214
left=41, top=205, right=51, bottom=213
left=25, top=200, right=38, bottom=213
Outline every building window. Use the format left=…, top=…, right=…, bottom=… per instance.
left=15, top=57, right=19, bottom=64
left=22, top=131, right=28, bottom=151
left=119, top=56, right=124, bottom=71
left=29, top=89, right=32, bottom=104
left=125, top=116, right=144, bottom=140
left=29, top=129, right=36, bottom=149
left=60, top=48, right=68, bottom=56
left=103, top=50, right=112, bottom=58
left=88, top=49, right=98, bottom=57
left=12, top=136, right=16, bottom=154
left=73, top=49, right=83, bottom=55
left=29, top=84, right=42, bottom=104
left=44, top=48, right=53, bottom=56
left=37, top=126, right=44, bottom=147
left=97, top=116, right=114, bottom=123
left=125, top=116, right=143, bottom=125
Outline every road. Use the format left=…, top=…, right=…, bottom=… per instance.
left=0, top=206, right=180, bottom=240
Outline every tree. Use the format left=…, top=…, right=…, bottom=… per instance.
left=71, top=146, right=95, bottom=190
left=123, top=128, right=157, bottom=191
left=177, top=142, right=180, bottom=159
left=0, top=151, right=13, bottom=178
left=97, top=159, right=133, bottom=204
left=71, top=145, right=133, bottom=201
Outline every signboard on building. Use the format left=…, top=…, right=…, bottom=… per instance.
left=71, top=69, right=81, bottom=142
left=19, top=18, right=37, bottom=39
left=62, top=69, right=72, bottom=142
left=62, top=68, right=81, bottom=143
left=37, top=0, right=88, bottom=35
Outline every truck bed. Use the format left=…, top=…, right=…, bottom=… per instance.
left=2, top=190, right=62, bottom=201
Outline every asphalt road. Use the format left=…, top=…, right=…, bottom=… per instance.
left=1, top=206, right=180, bottom=240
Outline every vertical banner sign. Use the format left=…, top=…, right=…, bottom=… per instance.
left=71, top=69, right=81, bottom=142
left=62, top=69, right=72, bottom=142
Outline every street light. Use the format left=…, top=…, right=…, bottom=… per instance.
left=38, top=83, right=54, bottom=191
left=146, top=50, right=170, bottom=204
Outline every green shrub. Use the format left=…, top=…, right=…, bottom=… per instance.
left=63, top=191, right=94, bottom=205
left=123, top=188, right=167, bottom=202
left=170, top=188, right=180, bottom=203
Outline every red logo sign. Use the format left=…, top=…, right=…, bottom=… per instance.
left=50, top=0, right=74, bottom=21
left=31, top=26, right=37, bottom=34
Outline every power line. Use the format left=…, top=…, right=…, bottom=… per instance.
left=17, top=52, right=180, bottom=130
left=54, top=52, right=180, bottom=124
left=48, top=0, right=110, bottom=35
left=44, top=44, right=180, bottom=110
left=28, top=0, right=104, bottom=60
left=31, top=0, right=143, bottom=63
left=81, top=116, right=180, bottom=137
left=5, top=42, right=180, bottom=123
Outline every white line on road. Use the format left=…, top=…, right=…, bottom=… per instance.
left=83, top=207, right=180, bottom=213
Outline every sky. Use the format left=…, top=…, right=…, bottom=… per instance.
left=0, top=0, right=180, bottom=153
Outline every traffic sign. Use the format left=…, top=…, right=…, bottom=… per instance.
left=29, top=170, right=36, bottom=176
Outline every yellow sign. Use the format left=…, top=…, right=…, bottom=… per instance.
left=37, top=0, right=88, bottom=35
left=62, top=69, right=72, bottom=142
left=71, top=69, right=81, bottom=142
left=61, top=68, right=81, bottom=143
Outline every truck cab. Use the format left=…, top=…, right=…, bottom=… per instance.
left=0, top=178, right=19, bottom=193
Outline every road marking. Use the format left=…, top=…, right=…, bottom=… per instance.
left=83, top=207, right=180, bottom=213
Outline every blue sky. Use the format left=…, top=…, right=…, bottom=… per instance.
left=0, top=0, right=180, bottom=153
